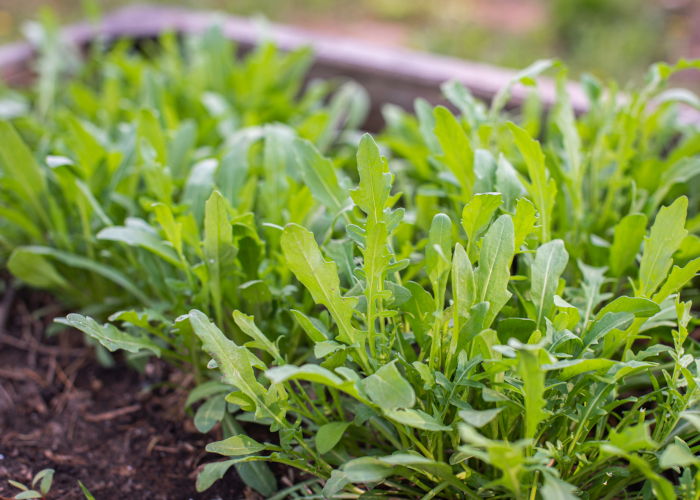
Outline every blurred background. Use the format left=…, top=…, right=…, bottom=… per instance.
left=0, top=0, right=699, bottom=89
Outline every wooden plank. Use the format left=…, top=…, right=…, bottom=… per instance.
left=1, top=4, right=698, bottom=129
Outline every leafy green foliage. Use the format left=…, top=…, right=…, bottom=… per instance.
left=2, top=18, right=700, bottom=500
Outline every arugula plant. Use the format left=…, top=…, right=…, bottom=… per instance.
left=0, top=24, right=367, bottom=366
left=189, top=134, right=700, bottom=499
left=381, top=59, right=700, bottom=275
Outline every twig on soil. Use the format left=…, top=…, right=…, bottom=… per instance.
left=0, top=367, right=49, bottom=387
left=0, top=332, right=86, bottom=356
left=83, top=404, right=141, bottom=422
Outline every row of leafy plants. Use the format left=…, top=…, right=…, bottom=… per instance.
left=2, top=19, right=700, bottom=500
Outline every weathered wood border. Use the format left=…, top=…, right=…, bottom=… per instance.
left=1, top=4, right=698, bottom=129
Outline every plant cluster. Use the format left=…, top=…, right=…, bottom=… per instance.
left=2, top=19, right=700, bottom=500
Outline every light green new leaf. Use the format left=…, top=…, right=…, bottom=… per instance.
left=476, top=215, right=515, bottom=328
left=512, top=198, right=538, bottom=250
left=66, top=314, right=161, bottom=356
left=557, top=359, right=617, bottom=381
left=206, top=435, right=268, bottom=456
left=291, top=309, right=330, bottom=343
left=653, top=256, right=700, bottom=304
left=204, top=190, right=238, bottom=323
left=540, top=477, right=578, bottom=500
left=384, top=409, right=451, bottom=431
left=194, top=395, right=227, bottom=433
left=531, top=239, right=569, bottom=329
left=507, top=122, right=556, bottom=242
left=350, top=133, right=391, bottom=230
left=323, top=470, right=351, bottom=499
left=317, top=421, right=352, bottom=454
left=659, top=441, right=700, bottom=470
left=282, top=224, right=363, bottom=346
left=294, top=138, right=350, bottom=215
left=97, top=225, right=183, bottom=268
left=452, top=243, right=476, bottom=343
left=364, top=360, right=415, bottom=410
left=639, top=196, right=688, bottom=297
left=461, top=193, right=502, bottom=259
left=609, top=213, right=647, bottom=277
left=233, top=311, right=284, bottom=365
left=433, top=106, right=475, bottom=200
left=609, top=423, right=656, bottom=453
left=426, top=214, right=453, bottom=298
left=153, top=202, right=183, bottom=257
left=518, top=349, right=546, bottom=440
left=459, top=408, right=503, bottom=428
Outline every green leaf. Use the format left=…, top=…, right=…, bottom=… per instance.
left=451, top=243, right=475, bottom=348
left=350, top=133, right=391, bottom=230
left=595, top=297, right=660, bottom=320
left=609, top=213, right=647, bottom=277
left=461, top=193, right=502, bottom=259
left=402, top=281, right=434, bottom=347
left=9, top=246, right=152, bottom=305
left=433, top=106, right=475, bottom=200
left=7, top=248, right=68, bottom=289
left=189, top=310, right=287, bottom=430
left=97, top=224, right=183, bottom=268
left=426, top=213, right=453, bottom=297
left=507, top=122, right=556, bottom=243
left=317, top=422, right=352, bottom=454
left=294, top=138, right=350, bottom=215
left=609, top=423, right=656, bottom=453
left=639, top=196, right=688, bottom=297
left=153, top=203, right=183, bottom=257
left=540, top=477, right=578, bottom=500
left=517, top=348, right=546, bottom=440
left=653, top=256, right=700, bottom=304
left=206, top=435, right=268, bottom=456
left=15, top=491, right=43, bottom=499
left=659, top=441, right=700, bottom=470
left=66, top=314, right=161, bottom=356
left=78, top=482, right=95, bottom=500
left=0, top=121, right=48, bottom=226
left=512, top=198, right=538, bottom=250
left=185, top=381, right=229, bottom=409
left=364, top=360, right=415, bottom=410
left=580, top=312, right=635, bottom=354
left=204, top=190, right=238, bottom=323
left=475, top=215, right=515, bottom=327
left=196, top=459, right=239, bottom=492
left=239, top=280, right=272, bottom=304
left=291, top=309, right=331, bottom=343
left=194, top=396, right=227, bottom=433
left=32, top=469, right=54, bottom=497
left=282, top=223, right=364, bottom=346
left=496, top=153, right=526, bottom=210
left=459, top=408, right=503, bottom=428
left=557, top=358, right=616, bottom=381
left=384, top=409, right=451, bottom=431
left=530, top=239, right=569, bottom=329
left=233, top=311, right=284, bottom=365
left=323, top=470, right=351, bottom=499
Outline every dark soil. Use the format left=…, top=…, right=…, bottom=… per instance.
left=0, top=289, right=260, bottom=500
